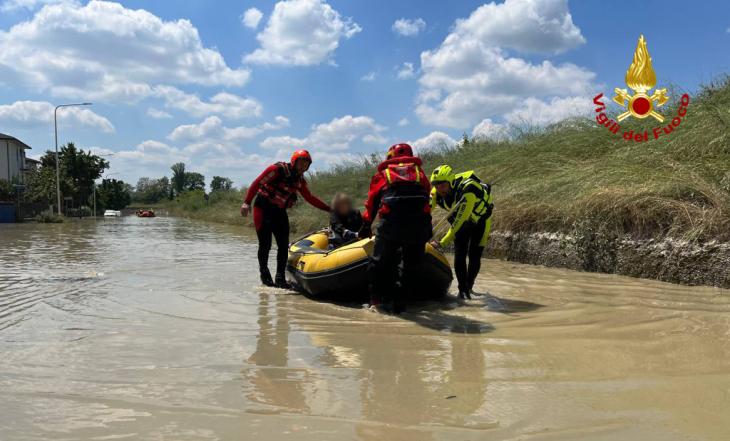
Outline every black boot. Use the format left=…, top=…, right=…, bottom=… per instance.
left=260, top=270, right=275, bottom=287
left=275, top=274, right=291, bottom=289
left=458, top=290, right=472, bottom=300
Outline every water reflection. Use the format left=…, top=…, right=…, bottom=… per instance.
left=1, top=217, right=729, bottom=441
left=244, top=291, right=493, bottom=438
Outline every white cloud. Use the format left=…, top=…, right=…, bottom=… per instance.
left=397, top=62, right=415, bottom=80
left=167, top=115, right=289, bottom=145
left=409, top=131, right=456, bottom=152
left=458, top=0, right=585, bottom=54
left=153, top=86, right=262, bottom=119
left=361, top=71, right=377, bottom=82
left=504, top=95, right=593, bottom=126
left=106, top=138, right=275, bottom=188
left=472, top=118, right=510, bottom=141
left=260, top=115, right=386, bottom=166
left=415, top=0, right=594, bottom=128
left=0, top=0, right=71, bottom=12
left=244, top=0, right=361, bottom=66
left=307, top=115, right=386, bottom=150
left=241, top=7, right=263, bottom=29
left=260, top=135, right=307, bottom=152
left=146, top=108, right=172, bottom=119
left=116, top=140, right=187, bottom=166
left=392, top=18, right=426, bottom=37
left=398, top=118, right=410, bottom=127
left=106, top=140, right=189, bottom=184
left=0, top=100, right=114, bottom=132
left=0, top=1, right=251, bottom=102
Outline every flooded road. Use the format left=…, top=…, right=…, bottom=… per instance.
left=1, top=216, right=729, bottom=441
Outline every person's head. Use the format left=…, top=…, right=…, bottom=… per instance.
left=331, top=192, right=352, bottom=216
left=386, top=143, right=413, bottom=160
left=430, top=165, right=454, bottom=197
left=290, top=149, right=312, bottom=175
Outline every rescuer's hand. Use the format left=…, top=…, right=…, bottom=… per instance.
left=240, top=203, right=250, bottom=217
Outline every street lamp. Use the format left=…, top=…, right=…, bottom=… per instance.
left=54, top=102, right=92, bottom=215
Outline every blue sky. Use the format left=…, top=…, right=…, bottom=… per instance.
left=1, top=0, right=729, bottom=187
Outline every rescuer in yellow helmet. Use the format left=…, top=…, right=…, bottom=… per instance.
left=429, top=165, right=493, bottom=299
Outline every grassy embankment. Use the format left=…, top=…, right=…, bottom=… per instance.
left=163, top=79, right=730, bottom=244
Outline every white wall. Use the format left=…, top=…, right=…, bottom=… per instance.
left=1, top=139, right=28, bottom=183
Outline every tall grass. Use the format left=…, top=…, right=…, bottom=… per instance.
left=167, top=78, right=730, bottom=242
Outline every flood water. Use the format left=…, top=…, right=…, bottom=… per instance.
left=1, top=216, right=729, bottom=441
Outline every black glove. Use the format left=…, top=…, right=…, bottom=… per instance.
left=358, top=222, right=372, bottom=239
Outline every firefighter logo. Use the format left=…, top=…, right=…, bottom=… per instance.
left=613, top=35, right=668, bottom=122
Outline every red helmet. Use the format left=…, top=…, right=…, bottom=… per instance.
left=290, top=149, right=312, bottom=166
left=387, top=143, right=413, bottom=159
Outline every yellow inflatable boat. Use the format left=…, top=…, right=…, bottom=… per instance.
left=286, top=231, right=453, bottom=301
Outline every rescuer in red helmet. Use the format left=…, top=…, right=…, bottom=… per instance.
left=360, top=143, right=432, bottom=312
left=241, top=149, right=330, bottom=288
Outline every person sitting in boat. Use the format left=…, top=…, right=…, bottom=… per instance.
left=329, top=192, right=363, bottom=248
left=241, top=149, right=331, bottom=288
left=429, top=165, right=493, bottom=299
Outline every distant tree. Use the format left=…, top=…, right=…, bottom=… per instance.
left=462, top=132, right=471, bottom=147
left=210, top=176, right=233, bottom=192
left=134, top=176, right=171, bottom=203
left=97, top=178, right=131, bottom=210
left=184, top=172, right=205, bottom=191
left=171, top=162, right=186, bottom=195
left=38, top=143, right=109, bottom=207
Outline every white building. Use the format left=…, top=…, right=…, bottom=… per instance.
left=0, top=133, right=32, bottom=184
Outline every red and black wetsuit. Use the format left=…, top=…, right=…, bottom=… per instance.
left=245, top=162, right=329, bottom=283
left=363, top=156, right=432, bottom=307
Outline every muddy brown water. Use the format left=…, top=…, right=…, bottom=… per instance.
left=1, top=216, right=729, bottom=441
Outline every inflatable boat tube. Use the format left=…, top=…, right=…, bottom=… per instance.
left=287, top=231, right=452, bottom=301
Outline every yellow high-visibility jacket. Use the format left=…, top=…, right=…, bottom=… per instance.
left=430, top=171, right=493, bottom=246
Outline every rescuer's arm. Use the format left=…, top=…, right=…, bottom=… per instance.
left=299, top=180, right=330, bottom=211
left=241, top=164, right=279, bottom=216
left=363, top=173, right=384, bottom=224
left=419, top=166, right=432, bottom=194
left=244, top=164, right=279, bottom=205
left=439, top=192, right=477, bottom=247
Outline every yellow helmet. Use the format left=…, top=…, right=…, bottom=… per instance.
left=430, top=165, right=454, bottom=185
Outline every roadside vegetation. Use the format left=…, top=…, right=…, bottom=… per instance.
left=7, top=143, right=134, bottom=220
left=151, top=77, right=730, bottom=243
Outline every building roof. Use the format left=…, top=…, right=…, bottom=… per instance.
left=0, top=133, right=32, bottom=149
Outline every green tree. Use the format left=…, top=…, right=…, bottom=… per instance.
left=462, top=132, right=471, bottom=147
left=210, top=176, right=233, bottom=192
left=97, top=178, right=131, bottom=210
left=39, top=143, right=109, bottom=207
left=0, top=179, right=15, bottom=201
left=184, top=172, right=205, bottom=191
left=171, top=162, right=186, bottom=195
left=24, top=167, right=68, bottom=204
left=134, top=176, right=171, bottom=203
